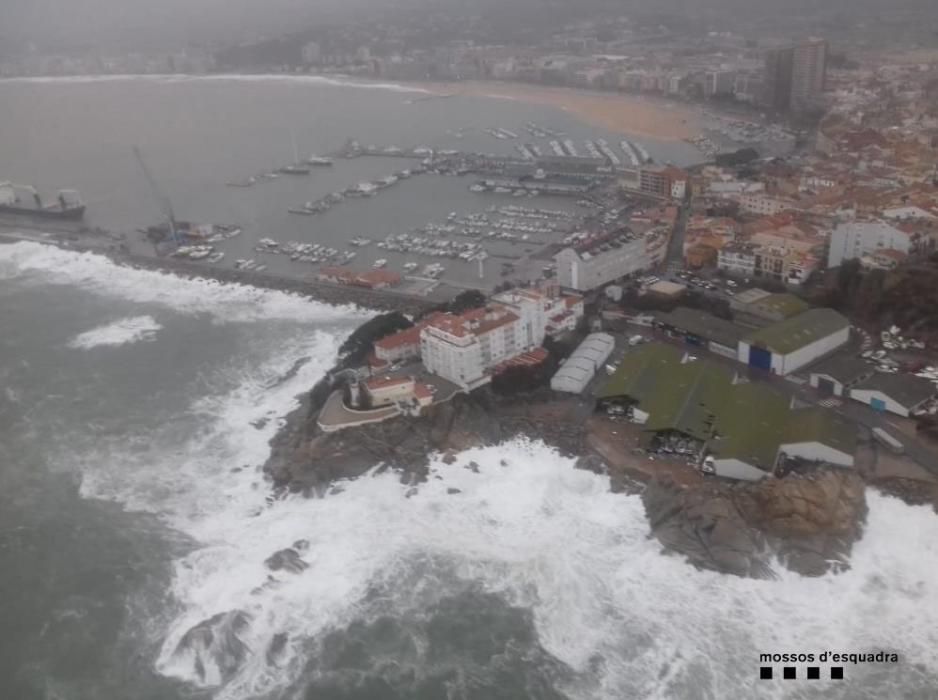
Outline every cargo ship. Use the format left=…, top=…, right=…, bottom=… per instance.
left=0, top=182, right=85, bottom=220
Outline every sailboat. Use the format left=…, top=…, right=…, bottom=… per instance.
left=280, top=131, right=311, bottom=175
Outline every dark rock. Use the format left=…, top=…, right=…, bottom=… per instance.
left=173, top=610, right=252, bottom=684
left=447, top=488, right=462, bottom=495
left=642, top=469, right=867, bottom=578
left=266, top=632, right=289, bottom=666
left=264, top=548, right=309, bottom=574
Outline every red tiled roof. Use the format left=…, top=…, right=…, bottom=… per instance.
left=375, top=326, right=422, bottom=351
left=425, top=305, right=518, bottom=339
left=492, top=347, right=549, bottom=374
left=414, top=383, right=434, bottom=400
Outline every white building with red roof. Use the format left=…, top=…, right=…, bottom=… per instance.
left=420, top=305, right=527, bottom=390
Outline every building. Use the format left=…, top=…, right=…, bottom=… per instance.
left=555, top=231, right=653, bottom=292
left=420, top=305, right=525, bottom=390
left=491, top=285, right=585, bottom=340
left=705, top=70, right=736, bottom=99
left=737, top=308, right=850, bottom=376
left=809, top=354, right=876, bottom=397
left=363, top=376, right=417, bottom=408
left=763, top=46, right=794, bottom=112
left=646, top=280, right=686, bottom=299
left=738, top=193, right=794, bottom=216
left=730, top=289, right=810, bottom=325
left=655, top=307, right=746, bottom=359
left=718, top=243, right=757, bottom=278
left=790, top=39, right=828, bottom=113
left=550, top=333, right=615, bottom=394
left=598, top=343, right=856, bottom=480
left=827, top=221, right=912, bottom=268
left=638, top=165, right=687, bottom=200
left=372, top=314, right=447, bottom=366
left=317, top=267, right=402, bottom=289
left=849, top=374, right=935, bottom=417
left=301, top=41, right=322, bottom=65
left=763, top=38, right=828, bottom=114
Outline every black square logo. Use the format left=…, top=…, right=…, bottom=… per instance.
left=760, top=667, right=773, bottom=680
left=783, top=667, right=796, bottom=679
left=831, top=666, right=844, bottom=680
left=807, top=666, right=820, bottom=679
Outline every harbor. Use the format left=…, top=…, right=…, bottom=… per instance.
left=0, top=77, right=705, bottom=313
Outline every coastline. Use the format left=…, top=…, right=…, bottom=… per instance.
left=0, top=71, right=701, bottom=143
left=413, top=79, right=702, bottom=142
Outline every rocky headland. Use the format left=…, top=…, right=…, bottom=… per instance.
left=260, top=318, right=935, bottom=581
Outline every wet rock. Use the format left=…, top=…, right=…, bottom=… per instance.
left=264, top=548, right=309, bottom=574
left=174, top=610, right=252, bottom=684
left=642, top=469, right=867, bottom=578
left=266, top=632, right=289, bottom=667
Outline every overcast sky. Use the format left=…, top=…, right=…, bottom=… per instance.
left=0, top=0, right=354, bottom=50
left=0, top=0, right=934, bottom=53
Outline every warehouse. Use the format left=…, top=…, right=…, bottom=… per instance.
left=655, top=307, right=746, bottom=359
left=737, top=308, right=850, bottom=376
left=730, top=289, right=809, bottom=326
left=597, top=343, right=856, bottom=480
left=808, top=354, right=876, bottom=397
left=551, top=332, right=615, bottom=394
left=849, top=373, right=935, bottom=418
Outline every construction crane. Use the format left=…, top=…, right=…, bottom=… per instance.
left=132, top=146, right=178, bottom=245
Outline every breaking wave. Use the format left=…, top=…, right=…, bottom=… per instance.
left=0, top=73, right=433, bottom=94
left=67, top=315, right=162, bottom=349
left=17, top=245, right=938, bottom=699
left=0, top=241, right=368, bottom=325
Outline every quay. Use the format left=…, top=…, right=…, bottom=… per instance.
left=0, top=228, right=443, bottom=316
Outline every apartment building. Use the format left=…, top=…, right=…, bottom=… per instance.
left=555, top=232, right=653, bottom=292
left=827, top=220, right=912, bottom=268
left=420, top=306, right=524, bottom=390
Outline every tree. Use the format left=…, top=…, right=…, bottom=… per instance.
left=338, top=311, right=413, bottom=367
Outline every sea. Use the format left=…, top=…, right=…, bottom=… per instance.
left=1, top=76, right=938, bottom=700
left=0, top=75, right=701, bottom=289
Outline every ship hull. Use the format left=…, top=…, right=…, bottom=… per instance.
left=0, top=204, right=86, bottom=220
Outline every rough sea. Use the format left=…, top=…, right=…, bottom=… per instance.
left=1, top=76, right=937, bottom=700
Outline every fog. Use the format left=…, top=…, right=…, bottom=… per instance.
left=2, top=0, right=935, bottom=54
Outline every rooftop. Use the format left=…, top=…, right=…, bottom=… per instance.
left=808, top=354, right=875, bottom=385
left=598, top=343, right=856, bottom=471
left=655, top=307, right=747, bottom=349
left=852, top=373, right=935, bottom=408
left=744, top=308, right=849, bottom=355
left=749, top=293, right=810, bottom=319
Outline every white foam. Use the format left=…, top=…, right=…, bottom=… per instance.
left=67, top=315, right=162, bottom=349
left=28, top=250, right=938, bottom=699
left=80, top=341, right=938, bottom=700
left=0, top=242, right=369, bottom=325
left=0, top=73, right=433, bottom=95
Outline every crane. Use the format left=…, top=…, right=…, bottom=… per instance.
left=132, top=146, right=178, bottom=245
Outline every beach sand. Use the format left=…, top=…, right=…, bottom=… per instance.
left=417, top=80, right=702, bottom=142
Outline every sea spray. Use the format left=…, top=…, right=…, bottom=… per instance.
left=67, top=315, right=162, bottom=349
left=6, top=243, right=938, bottom=700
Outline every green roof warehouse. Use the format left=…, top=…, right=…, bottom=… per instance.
left=598, top=343, right=857, bottom=481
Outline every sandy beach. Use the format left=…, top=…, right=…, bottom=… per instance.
left=417, top=80, right=702, bottom=142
